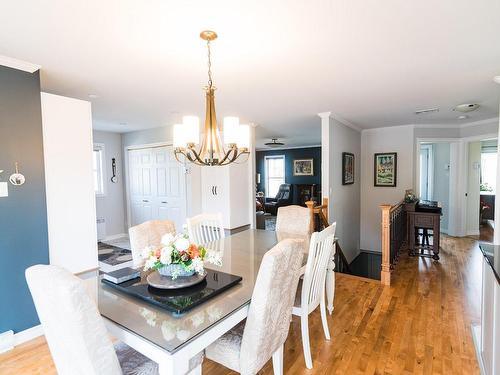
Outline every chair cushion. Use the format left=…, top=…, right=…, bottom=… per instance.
left=115, top=342, right=158, bottom=375
left=115, top=342, right=204, bottom=375
left=205, top=321, right=245, bottom=372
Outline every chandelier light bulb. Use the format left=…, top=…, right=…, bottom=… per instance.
left=223, top=116, right=240, bottom=145
left=238, top=124, right=250, bottom=150
left=183, top=115, right=200, bottom=145
left=173, top=124, right=186, bottom=148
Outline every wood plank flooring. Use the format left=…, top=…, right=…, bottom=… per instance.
left=0, top=235, right=482, bottom=374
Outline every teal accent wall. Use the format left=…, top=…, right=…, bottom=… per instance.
left=0, top=66, right=49, bottom=333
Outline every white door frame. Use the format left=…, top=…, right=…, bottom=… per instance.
left=461, top=133, right=498, bottom=237
left=123, top=141, right=188, bottom=230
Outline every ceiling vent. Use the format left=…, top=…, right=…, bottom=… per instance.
left=415, top=108, right=439, bottom=115
left=454, top=103, right=480, bottom=112
left=264, top=138, right=285, bottom=147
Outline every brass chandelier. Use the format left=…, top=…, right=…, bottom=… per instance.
left=173, top=30, right=250, bottom=166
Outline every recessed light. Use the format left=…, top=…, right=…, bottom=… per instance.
left=454, top=103, right=479, bottom=112
left=457, top=115, right=469, bottom=120
left=88, top=94, right=99, bottom=99
left=415, top=108, right=439, bottom=115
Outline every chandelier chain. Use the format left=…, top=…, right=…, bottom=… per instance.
left=207, top=40, right=213, bottom=88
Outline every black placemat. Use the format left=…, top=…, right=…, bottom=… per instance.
left=101, top=269, right=242, bottom=314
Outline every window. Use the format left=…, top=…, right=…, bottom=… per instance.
left=481, top=152, right=497, bottom=194
left=93, top=144, right=105, bottom=196
left=265, top=155, right=285, bottom=197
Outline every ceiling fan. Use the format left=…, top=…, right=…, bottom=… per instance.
left=264, top=138, right=285, bottom=147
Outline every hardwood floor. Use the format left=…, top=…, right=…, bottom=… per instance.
left=0, top=235, right=482, bottom=374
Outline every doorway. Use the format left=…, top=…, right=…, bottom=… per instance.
left=467, top=138, right=497, bottom=242
left=418, top=141, right=451, bottom=233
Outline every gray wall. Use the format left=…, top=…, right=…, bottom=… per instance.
left=0, top=66, right=49, bottom=333
left=93, top=130, right=126, bottom=237
left=330, top=120, right=361, bottom=263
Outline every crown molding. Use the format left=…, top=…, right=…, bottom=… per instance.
left=256, top=144, right=321, bottom=151
left=317, top=111, right=361, bottom=132
left=317, top=111, right=332, bottom=119
left=0, top=55, right=40, bottom=73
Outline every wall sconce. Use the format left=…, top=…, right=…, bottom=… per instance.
left=9, top=162, right=25, bottom=186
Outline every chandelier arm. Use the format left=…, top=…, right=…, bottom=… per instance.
left=233, top=152, right=250, bottom=164
left=220, top=148, right=242, bottom=166
left=186, top=147, right=208, bottom=166
left=174, top=149, right=188, bottom=164
left=218, top=147, right=237, bottom=165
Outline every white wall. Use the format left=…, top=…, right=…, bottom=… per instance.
left=432, top=143, right=451, bottom=231
left=330, top=119, right=361, bottom=263
left=360, top=125, right=414, bottom=252
left=93, top=130, right=126, bottom=237
left=41, top=92, right=97, bottom=274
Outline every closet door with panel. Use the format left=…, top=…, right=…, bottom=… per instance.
left=128, top=146, right=186, bottom=230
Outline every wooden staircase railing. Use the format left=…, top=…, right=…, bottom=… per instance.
left=305, top=198, right=352, bottom=274
left=380, top=201, right=406, bottom=286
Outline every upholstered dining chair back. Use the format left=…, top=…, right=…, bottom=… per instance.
left=239, top=238, right=303, bottom=374
left=276, top=205, right=312, bottom=236
left=25, top=265, right=122, bottom=375
left=302, top=223, right=336, bottom=314
left=129, top=220, right=176, bottom=267
left=187, top=213, right=225, bottom=245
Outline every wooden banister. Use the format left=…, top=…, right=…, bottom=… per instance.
left=380, top=200, right=407, bottom=286
left=380, top=204, right=392, bottom=286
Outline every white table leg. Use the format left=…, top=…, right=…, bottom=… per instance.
left=187, top=363, right=202, bottom=375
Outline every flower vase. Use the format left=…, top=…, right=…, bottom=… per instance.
left=158, top=264, right=195, bottom=277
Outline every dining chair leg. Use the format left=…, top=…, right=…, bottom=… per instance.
left=300, top=313, right=313, bottom=369
left=272, top=344, right=284, bottom=375
left=326, top=259, right=335, bottom=315
left=320, top=291, right=331, bottom=340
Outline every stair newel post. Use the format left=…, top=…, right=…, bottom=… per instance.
left=380, top=204, right=392, bottom=286
left=322, top=197, right=329, bottom=224
left=305, top=200, right=315, bottom=234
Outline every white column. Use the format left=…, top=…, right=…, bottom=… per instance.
left=318, top=112, right=333, bottom=210
left=494, top=76, right=500, bottom=244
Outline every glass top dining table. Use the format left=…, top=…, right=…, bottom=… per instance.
left=98, top=229, right=309, bottom=354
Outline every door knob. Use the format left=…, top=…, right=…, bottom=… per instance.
left=161, top=201, right=167, bottom=204
left=143, top=199, right=149, bottom=203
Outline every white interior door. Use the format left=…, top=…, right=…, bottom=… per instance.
left=128, top=146, right=186, bottom=231
left=129, top=149, right=154, bottom=226
left=153, top=146, right=187, bottom=231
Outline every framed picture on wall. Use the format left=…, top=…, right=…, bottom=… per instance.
left=342, top=152, right=354, bottom=185
left=293, top=159, right=314, bottom=176
left=374, top=152, right=397, bottom=187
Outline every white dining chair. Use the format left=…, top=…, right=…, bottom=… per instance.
left=292, top=222, right=337, bottom=369
left=186, top=213, right=225, bottom=245
left=205, top=238, right=304, bottom=375
left=275, top=205, right=312, bottom=236
left=129, top=219, right=176, bottom=267
left=25, top=264, right=203, bottom=375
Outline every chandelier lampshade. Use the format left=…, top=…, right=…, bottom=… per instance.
left=173, top=31, right=250, bottom=166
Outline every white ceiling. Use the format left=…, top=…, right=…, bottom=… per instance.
left=1, top=0, right=500, bottom=149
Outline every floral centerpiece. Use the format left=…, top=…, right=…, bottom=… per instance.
left=142, top=233, right=220, bottom=279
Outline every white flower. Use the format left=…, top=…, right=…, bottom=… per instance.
left=190, top=312, right=205, bottom=327
left=191, top=257, right=205, bottom=274
left=143, top=255, right=157, bottom=271
left=161, top=233, right=175, bottom=246
left=174, top=237, right=190, bottom=252
left=140, top=308, right=157, bottom=327
left=160, top=246, right=173, bottom=265
left=141, top=245, right=155, bottom=259
left=161, top=321, right=176, bottom=341
left=207, top=251, right=223, bottom=267
left=176, top=329, right=190, bottom=341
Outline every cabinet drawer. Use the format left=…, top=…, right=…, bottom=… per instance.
left=414, top=215, right=434, bottom=227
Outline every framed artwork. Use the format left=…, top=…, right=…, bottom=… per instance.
left=293, top=159, right=314, bottom=176
left=342, top=152, right=354, bottom=185
left=374, top=152, right=397, bottom=187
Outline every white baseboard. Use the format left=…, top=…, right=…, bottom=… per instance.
left=104, top=233, right=127, bottom=241
left=13, top=324, right=44, bottom=347
left=471, top=324, right=486, bottom=375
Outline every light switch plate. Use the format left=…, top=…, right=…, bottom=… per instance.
left=0, top=182, right=8, bottom=197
